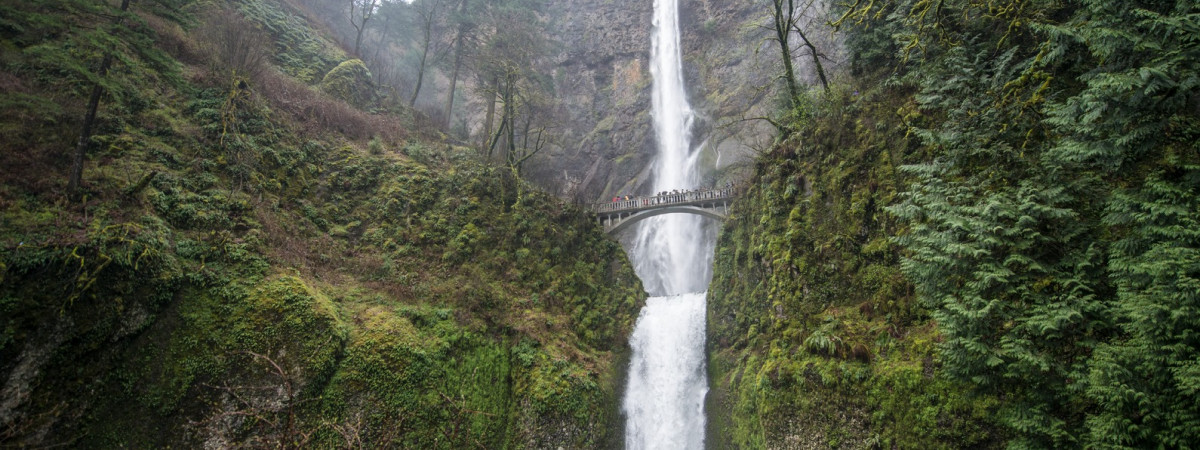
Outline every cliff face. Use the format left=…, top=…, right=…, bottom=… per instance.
left=533, top=0, right=656, bottom=201
left=680, top=0, right=779, bottom=179
left=703, top=86, right=1002, bottom=448
left=525, top=0, right=788, bottom=201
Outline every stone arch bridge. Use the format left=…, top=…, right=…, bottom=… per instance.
left=591, top=187, right=737, bottom=235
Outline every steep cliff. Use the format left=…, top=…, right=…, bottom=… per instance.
left=705, top=87, right=1000, bottom=448
left=525, top=0, right=794, bottom=201
left=533, top=0, right=656, bottom=201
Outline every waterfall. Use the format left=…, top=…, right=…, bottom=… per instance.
left=622, top=293, right=708, bottom=449
left=622, top=0, right=713, bottom=448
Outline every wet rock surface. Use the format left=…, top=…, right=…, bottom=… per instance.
left=524, top=0, right=784, bottom=201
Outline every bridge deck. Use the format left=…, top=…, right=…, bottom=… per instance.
left=592, top=187, right=737, bottom=216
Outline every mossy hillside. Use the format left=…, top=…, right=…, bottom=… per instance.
left=0, top=0, right=642, bottom=447
left=706, top=86, right=1000, bottom=449
left=233, top=0, right=345, bottom=83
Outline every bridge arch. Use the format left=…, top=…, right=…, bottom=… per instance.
left=604, top=205, right=727, bottom=235
left=591, top=186, right=739, bottom=235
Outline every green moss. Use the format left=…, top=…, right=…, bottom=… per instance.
left=234, top=0, right=345, bottom=83
left=320, top=59, right=374, bottom=108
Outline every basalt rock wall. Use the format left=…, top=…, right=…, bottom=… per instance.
left=524, top=0, right=808, bottom=202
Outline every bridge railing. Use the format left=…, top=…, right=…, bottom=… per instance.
left=592, top=186, right=737, bottom=214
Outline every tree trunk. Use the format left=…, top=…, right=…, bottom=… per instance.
left=443, top=0, right=469, bottom=128
left=371, top=15, right=391, bottom=65
left=503, top=75, right=516, bottom=162
left=795, top=23, right=829, bottom=92
left=487, top=115, right=506, bottom=162
left=349, top=0, right=376, bottom=58
left=409, top=20, right=433, bottom=107
left=354, top=27, right=365, bottom=57
left=773, top=0, right=800, bottom=108
left=69, top=0, right=132, bottom=199
left=443, top=47, right=462, bottom=128
left=481, top=76, right=497, bottom=150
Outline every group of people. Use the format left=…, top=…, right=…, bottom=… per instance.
left=606, top=184, right=732, bottom=207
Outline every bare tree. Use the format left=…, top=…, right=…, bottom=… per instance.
left=442, top=0, right=473, bottom=127
left=480, top=74, right=498, bottom=151
left=769, top=0, right=830, bottom=108
left=791, top=1, right=830, bottom=91
left=771, top=0, right=802, bottom=107
left=475, top=0, right=548, bottom=158
left=200, top=8, right=271, bottom=84
left=408, top=0, right=448, bottom=107
left=507, top=85, right=556, bottom=177
left=348, top=0, right=380, bottom=57
left=369, top=13, right=393, bottom=67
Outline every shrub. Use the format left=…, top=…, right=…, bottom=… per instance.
left=254, top=68, right=401, bottom=141
left=198, top=8, right=270, bottom=86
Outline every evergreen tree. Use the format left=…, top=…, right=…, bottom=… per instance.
left=885, top=0, right=1200, bottom=445
left=883, top=0, right=1110, bottom=445
left=1037, top=0, right=1200, bottom=445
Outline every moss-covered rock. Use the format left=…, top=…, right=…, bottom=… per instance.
left=320, top=59, right=374, bottom=109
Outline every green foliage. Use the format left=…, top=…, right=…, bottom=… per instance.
left=1040, top=2, right=1200, bottom=446
left=4, top=0, right=181, bottom=111
left=824, top=0, right=1200, bottom=446
left=708, top=84, right=1001, bottom=447
left=312, top=305, right=508, bottom=448
left=889, top=34, right=1110, bottom=444
left=1087, top=167, right=1200, bottom=447
left=712, top=1, right=1197, bottom=446
left=233, top=0, right=344, bottom=83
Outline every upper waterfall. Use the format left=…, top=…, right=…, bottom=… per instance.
left=627, top=0, right=712, bottom=297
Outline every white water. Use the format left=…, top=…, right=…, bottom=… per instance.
left=623, top=293, right=708, bottom=449
left=622, top=0, right=713, bottom=448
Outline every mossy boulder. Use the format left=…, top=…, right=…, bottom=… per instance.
left=320, top=59, right=374, bottom=108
